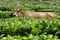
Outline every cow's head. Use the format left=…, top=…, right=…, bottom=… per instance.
left=12, top=8, right=23, bottom=17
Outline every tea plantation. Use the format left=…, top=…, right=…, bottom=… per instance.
left=0, top=0, right=60, bottom=40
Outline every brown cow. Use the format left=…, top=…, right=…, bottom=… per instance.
left=12, top=8, right=56, bottom=19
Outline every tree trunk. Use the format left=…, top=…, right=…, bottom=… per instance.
left=40, top=0, right=43, bottom=4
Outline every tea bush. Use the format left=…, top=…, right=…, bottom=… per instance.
left=0, top=34, right=59, bottom=40
left=0, top=11, right=13, bottom=18
left=0, top=17, right=60, bottom=37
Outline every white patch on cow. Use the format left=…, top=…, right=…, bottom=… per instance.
left=13, top=12, right=17, bottom=16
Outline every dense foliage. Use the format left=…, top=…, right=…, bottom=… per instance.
left=0, top=0, right=60, bottom=12
left=0, top=11, right=12, bottom=18
left=0, top=34, right=59, bottom=40
left=0, top=17, right=60, bottom=36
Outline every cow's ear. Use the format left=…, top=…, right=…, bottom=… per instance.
left=17, top=8, right=23, bottom=11
left=17, top=8, right=20, bottom=11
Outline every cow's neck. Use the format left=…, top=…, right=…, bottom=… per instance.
left=21, top=11, right=26, bottom=17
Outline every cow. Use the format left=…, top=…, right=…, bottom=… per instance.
left=12, top=8, right=56, bottom=19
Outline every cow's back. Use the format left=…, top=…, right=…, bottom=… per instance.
left=24, top=11, right=56, bottom=19
left=24, top=11, right=47, bottom=19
